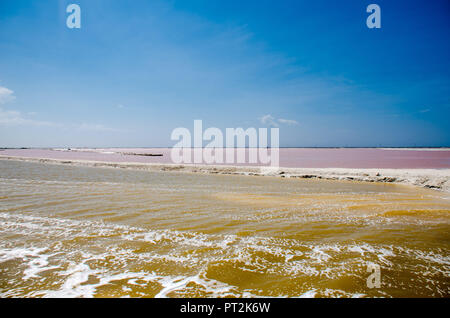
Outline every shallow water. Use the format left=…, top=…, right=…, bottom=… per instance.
left=0, top=160, right=449, bottom=297
left=2, top=147, right=450, bottom=168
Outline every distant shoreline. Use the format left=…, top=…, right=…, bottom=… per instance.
left=1, top=155, right=449, bottom=193
left=1, top=147, right=450, bottom=150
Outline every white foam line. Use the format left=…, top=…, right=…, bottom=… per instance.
left=0, top=247, right=59, bottom=280
left=298, top=289, right=317, bottom=298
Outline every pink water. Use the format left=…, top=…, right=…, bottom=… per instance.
left=1, top=148, right=450, bottom=169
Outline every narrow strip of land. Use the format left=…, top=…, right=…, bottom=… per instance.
left=1, top=155, right=449, bottom=193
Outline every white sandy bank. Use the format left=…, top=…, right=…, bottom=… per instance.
left=1, top=155, right=450, bottom=193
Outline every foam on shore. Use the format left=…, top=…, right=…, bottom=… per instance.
left=1, top=212, right=448, bottom=297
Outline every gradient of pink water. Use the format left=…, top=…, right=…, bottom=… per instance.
left=2, top=148, right=450, bottom=169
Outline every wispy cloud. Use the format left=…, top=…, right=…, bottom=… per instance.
left=77, top=123, right=122, bottom=132
left=259, top=114, right=279, bottom=127
left=0, top=107, right=123, bottom=133
left=0, top=108, right=61, bottom=127
left=0, top=86, right=121, bottom=132
left=0, top=86, right=15, bottom=104
left=277, top=118, right=299, bottom=125
left=259, top=115, right=299, bottom=127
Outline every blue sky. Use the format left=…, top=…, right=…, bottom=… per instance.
left=0, top=0, right=449, bottom=147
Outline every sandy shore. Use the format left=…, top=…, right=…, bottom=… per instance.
left=1, top=154, right=450, bottom=193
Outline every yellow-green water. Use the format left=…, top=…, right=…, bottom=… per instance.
left=0, top=160, right=449, bottom=297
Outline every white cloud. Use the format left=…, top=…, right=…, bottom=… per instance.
left=0, top=86, right=15, bottom=104
left=0, top=87, right=119, bottom=132
left=277, top=118, right=299, bottom=125
left=0, top=108, right=122, bottom=133
left=0, top=108, right=60, bottom=127
left=259, top=114, right=299, bottom=127
left=259, top=114, right=279, bottom=127
left=77, top=123, right=119, bottom=132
